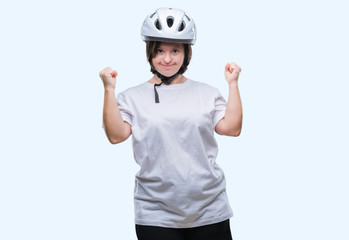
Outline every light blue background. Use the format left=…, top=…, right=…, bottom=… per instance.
left=1, top=0, right=348, bottom=239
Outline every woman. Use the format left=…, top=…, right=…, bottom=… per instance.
left=99, top=8, right=242, bottom=240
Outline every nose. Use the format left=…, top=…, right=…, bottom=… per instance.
left=163, top=52, right=172, bottom=63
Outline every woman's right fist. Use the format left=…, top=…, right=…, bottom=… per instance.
left=99, top=67, right=118, bottom=90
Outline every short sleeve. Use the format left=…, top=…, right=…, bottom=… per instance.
left=212, top=90, right=227, bottom=128
left=116, top=93, right=133, bottom=125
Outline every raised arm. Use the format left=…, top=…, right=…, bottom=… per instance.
left=99, top=67, right=132, bottom=144
left=215, top=62, right=243, bottom=137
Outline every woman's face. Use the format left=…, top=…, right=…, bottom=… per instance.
left=152, top=42, right=185, bottom=77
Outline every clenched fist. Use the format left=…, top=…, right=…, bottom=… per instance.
left=225, top=62, right=242, bottom=85
left=99, top=67, right=118, bottom=90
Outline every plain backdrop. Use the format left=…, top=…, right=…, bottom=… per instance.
left=1, top=0, right=348, bottom=239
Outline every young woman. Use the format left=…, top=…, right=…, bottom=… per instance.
left=99, top=8, right=242, bottom=240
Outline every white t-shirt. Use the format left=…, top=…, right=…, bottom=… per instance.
left=117, top=79, right=233, bottom=228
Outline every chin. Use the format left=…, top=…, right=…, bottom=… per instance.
left=159, top=71, right=177, bottom=77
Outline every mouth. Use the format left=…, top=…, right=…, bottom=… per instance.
left=161, top=64, right=174, bottom=70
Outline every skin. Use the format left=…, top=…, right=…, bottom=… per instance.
left=215, top=62, right=243, bottom=136
left=99, top=42, right=242, bottom=144
left=99, top=68, right=132, bottom=144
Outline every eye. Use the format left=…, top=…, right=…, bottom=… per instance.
left=157, top=49, right=164, bottom=53
left=172, top=49, right=179, bottom=53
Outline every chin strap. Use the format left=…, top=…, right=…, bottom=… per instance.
left=154, top=82, right=163, bottom=103
left=153, top=70, right=180, bottom=103
left=154, top=71, right=179, bottom=84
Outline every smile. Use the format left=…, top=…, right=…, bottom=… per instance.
left=161, top=64, right=175, bottom=70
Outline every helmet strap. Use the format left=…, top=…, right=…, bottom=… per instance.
left=153, top=70, right=179, bottom=103
left=154, top=70, right=179, bottom=84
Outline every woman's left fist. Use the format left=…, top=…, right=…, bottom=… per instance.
left=225, top=62, right=242, bottom=84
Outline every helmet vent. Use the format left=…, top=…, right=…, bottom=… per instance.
left=178, top=21, right=186, bottom=32
left=167, top=17, right=174, bottom=28
left=185, top=15, right=191, bottom=21
left=150, top=12, right=156, bottom=18
left=155, top=19, right=162, bottom=30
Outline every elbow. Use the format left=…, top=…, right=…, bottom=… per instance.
left=108, top=138, right=121, bottom=145
left=233, top=130, right=241, bottom=137
left=107, top=132, right=129, bottom=144
left=228, top=129, right=241, bottom=137
left=227, top=124, right=242, bottom=137
left=216, top=127, right=242, bottom=137
left=215, top=117, right=242, bottom=137
left=108, top=136, right=127, bottom=144
left=104, top=123, right=132, bottom=144
left=231, top=122, right=243, bottom=137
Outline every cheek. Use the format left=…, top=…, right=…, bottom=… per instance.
left=150, top=58, right=157, bottom=67
left=151, top=55, right=161, bottom=64
left=178, top=56, right=185, bottom=65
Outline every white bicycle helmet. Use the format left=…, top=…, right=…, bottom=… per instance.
left=141, top=8, right=196, bottom=45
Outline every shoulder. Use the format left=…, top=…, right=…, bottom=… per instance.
left=188, top=79, right=221, bottom=95
left=118, top=82, right=150, bottom=98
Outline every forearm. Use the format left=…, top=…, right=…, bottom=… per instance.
left=103, top=89, right=130, bottom=144
left=222, top=82, right=243, bottom=136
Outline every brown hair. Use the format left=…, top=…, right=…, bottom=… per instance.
left=146, top=41, right=192, bottom=74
